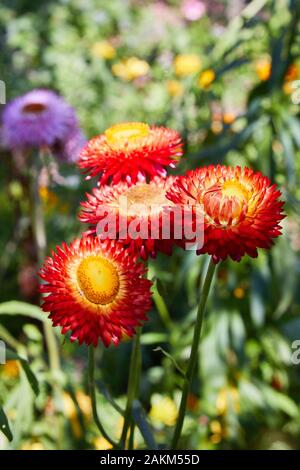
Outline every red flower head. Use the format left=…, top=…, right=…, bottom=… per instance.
left=80, top=176, right=177, bottom=260
left=78, top=122, right=183, bottom=185
left=167, top=165, right=285, bottom=263
left=39, top=237, right=152, bottom=347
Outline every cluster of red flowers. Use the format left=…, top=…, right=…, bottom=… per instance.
left=40, top=121, right=284, bottom=347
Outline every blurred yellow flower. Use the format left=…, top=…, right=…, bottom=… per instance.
left=112, top=57, right=150, bottom=81
left=255, top=57, right=271, bottom=81
left=21, top=441, right=45, bottom=450
left=167, top=80, right=184, bottom=97
left=210, top=419, right=222, bottom=434
left=39, top=186, right=69, bottom=215
left=93, top=436, right=113, bottom=450
left=91, top=41, right=116, bottom=60
left=174, top=54, right=201, bottom=77
left=233, top=286, right=245, bottom=299
left=198, top=69, right=216, bottom=89
left=210, top=433, right=222, bottom=445
left=39, top=186, right=58, bottom=207
left=63, top=392, right=77, bottom=418
left=2, top=360, right=19, bottom=378
left=216, top=386, right=240, bottom=416
left=62, top=392, right=82, bottom=439
left=149, top=395, right=178, bottom=427
left=283, top=81, right=294, bottom=95
left=76, top=390, right=92, bottom=420
left=209, top=420, right=226, bottom=445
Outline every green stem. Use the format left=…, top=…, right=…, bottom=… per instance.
left=128, top=331, right=142, bottom=450
left=30, top=150, right=61, bottom=375
left=88, top=346, right=119, bottom=448
left=152, top=286, right=173, bottom=330
left=148, top=264, right=173, bottom=329
left=171, top=257, right=216, bottom=449
left=119, top=327, right=142, bottom=449
left=128, top=418, right=135, bottom=450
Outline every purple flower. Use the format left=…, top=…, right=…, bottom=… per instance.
left=2, top=89, right=78, bottom=151
left=181, top=0, right=206, bottom=21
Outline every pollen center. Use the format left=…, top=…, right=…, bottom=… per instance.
left=124, top=183, right=168, bottom=216
left=77, top=256, right=120, bottom=305
left=221, top=180, right=249, bottom=201
left=22, top=102, right=47, bottom=114
left=105, top=122, right=150, bottom=145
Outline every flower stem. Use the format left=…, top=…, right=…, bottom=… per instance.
left=119, top=327, right=142, bottom=449
left=88, top=346, right=119, bottom=448
left=171, top=257, right=216, bottom=449
left=148, top=264, right=173, bottom=329
left=30, top=150, right=60, bottom=374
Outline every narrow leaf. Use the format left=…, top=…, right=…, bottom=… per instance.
left=153, top=347, right=185, bottom=377
left=0, top=301, right=45, bottom=322
left=132, top=400, right=158, bottom=450
left=6, top=349, right=39, bottom=396
left=0, top=406, right=13, bottom=442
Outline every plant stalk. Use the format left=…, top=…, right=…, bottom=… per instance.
left=119, top=327, right=142, bottom=449
left=88, top=346, right=119, bottom=448
left=30, top=150, right=61, bottom=374
left=171, top=257, right=216, bottom=449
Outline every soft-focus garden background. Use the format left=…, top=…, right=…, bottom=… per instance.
left=1, top=0, right=300, bottom=450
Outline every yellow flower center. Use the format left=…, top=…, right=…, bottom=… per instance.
left=22, top=102, right=47, bottom=114
left=203, top=179, right=251, bottom=227
left=77, top=255, right=119, bottom=305
left=105, top=122, right=150, bottom=145
left=124, top=183, right=169, bottom=216
left=221, top=180, right=248, bottom=202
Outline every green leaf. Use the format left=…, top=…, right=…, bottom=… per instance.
left=156, top=278, right=168, bottom=299
left=286, top=115, right=300, bottom=149
left=0, top=406, right=13, bottom=442
left=250, top=270, right=266, bottom=328
left=278, top=127, right=296, bottom=187
left=262, top=386, right=299, bottom=418
left=132, top=400, right=158, bottom=450
left=230, top=311, right=246, bottom=352
left=6, top=349, right=39, bottom=396
left=140, top=333, right=168, bottom=345
left=0, top=301, right=45, bottom=322
left=96, top=380, right=124, bottom=416
left=0, top=325, right=24, bottom=351
left=191, top=119, right=261, bottom=162
left=212, top=0, right=268, bottom=60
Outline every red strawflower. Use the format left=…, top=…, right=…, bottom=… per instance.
left=167, top=165, right=285, bottom=262
left=78, top=122, right=183, bottom=185
left=79, top=176, right=177, bottom=260
left=39, top=237, right=152, bottom=347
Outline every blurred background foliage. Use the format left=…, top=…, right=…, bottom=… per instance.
left=1, top=0, right=300, bottom=450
